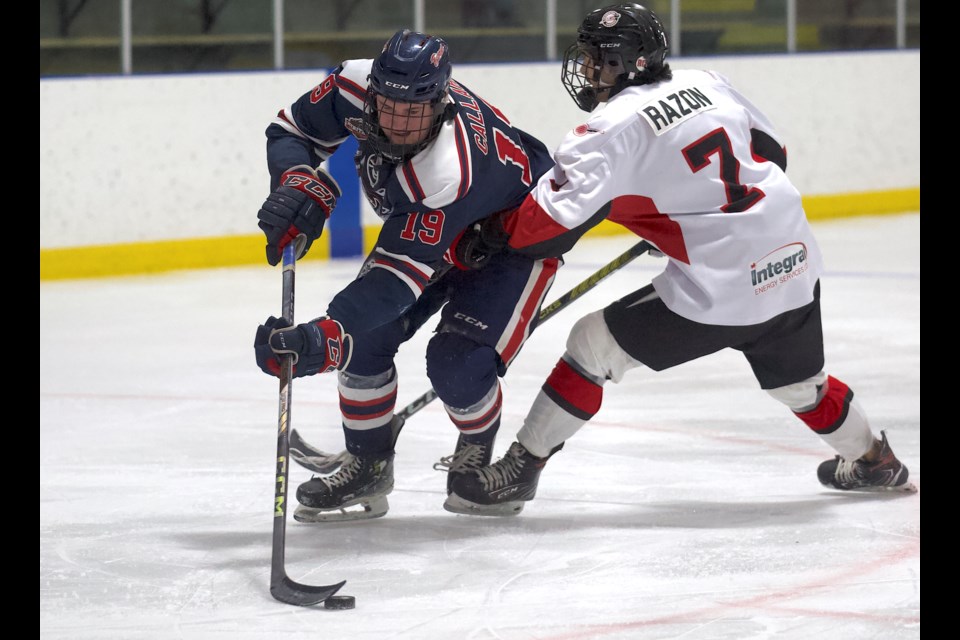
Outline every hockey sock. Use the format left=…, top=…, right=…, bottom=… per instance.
left=445, top=380, right=502, bottom=443
left=793, top=375, right=874, bottom=460
left=518, top=357, right=602, bottom=458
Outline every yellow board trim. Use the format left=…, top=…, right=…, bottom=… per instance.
left=40, top=234, right=330, bottom=281
left=40, top=188, right=918, bottom=281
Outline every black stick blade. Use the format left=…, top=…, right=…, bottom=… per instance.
left=271, top=577, right=346, bottom=607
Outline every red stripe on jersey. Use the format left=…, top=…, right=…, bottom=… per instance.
left=794, top=376, right=852, bottom=434
left=607, top=196, right=690, bottom=264
left=545, top=359, right=602, bottom=416
left=334, top=74, right=367, bottom=102
left=277, top=110, right=337, bottom=155
left=498, top=257, right=560, bottom=364
left=402, top=163, right=426, bottom=201
left=504, top=195, right=576, bottom=250
left=454, top=119, right=471, bottom=199
left=375, top=253, right=432, bottom=283
left=276, top=110, right=307, bottom=136
left=372, top=258, right=429, bottom=291
left=478, top=96, right=511, bottom=126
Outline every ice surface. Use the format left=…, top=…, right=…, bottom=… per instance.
left=40, top=214, right=920, bottom=639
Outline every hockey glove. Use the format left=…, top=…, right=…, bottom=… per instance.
left=258, top=165, right=342, bottom=266
left=448, top=211, right=510, bottom=270
left=254, top=315, right=353, bottom=378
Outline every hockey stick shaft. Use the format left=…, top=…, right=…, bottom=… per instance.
left=290, top=239, right=653, bottom=473
left=398, top=239, right=652, bottom=421
left=270, top=239, right=346, bottom=606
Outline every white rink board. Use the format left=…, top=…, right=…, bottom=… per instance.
left=40, top=51, right=919, bottom=248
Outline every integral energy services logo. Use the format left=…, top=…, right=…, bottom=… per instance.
left=750, top=242, right=808, bottom=295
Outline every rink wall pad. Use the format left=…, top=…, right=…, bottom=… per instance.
left=40, top=50, right=919, bottom=280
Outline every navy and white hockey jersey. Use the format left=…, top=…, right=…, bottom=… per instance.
left=265, top=59, right=554, bottom=336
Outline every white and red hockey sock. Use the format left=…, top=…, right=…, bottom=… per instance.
left=518, top=357, right=603, bottom=458
left=790, top=375, right=874, bottom=460
left=338, top=369, right=398, bottom=452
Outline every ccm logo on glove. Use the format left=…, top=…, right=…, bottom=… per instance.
left=281, top=170, right=339, bottom=215
left=257, top=165, right=342, bottom=266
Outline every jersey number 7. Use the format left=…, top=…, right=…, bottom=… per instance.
left=682, top=127, right=766, bottom=213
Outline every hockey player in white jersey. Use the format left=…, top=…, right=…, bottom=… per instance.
left=446, top=3, right=915, bottom=516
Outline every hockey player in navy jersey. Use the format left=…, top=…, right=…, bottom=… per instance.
left=253, top=30, right=558, bottom=521
left=446, top=3, right=915, bottom=516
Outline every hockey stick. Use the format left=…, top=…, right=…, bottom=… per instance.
left=290, top=239, right=654, bottom=474
left=270, top=238, right=347, bottom=606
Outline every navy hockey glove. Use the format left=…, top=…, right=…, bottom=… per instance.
left=258, top=165, right=342, bottom=266
left=448, top=211, right=510, bottom=270
left=254, top=315, right=353, bottom=378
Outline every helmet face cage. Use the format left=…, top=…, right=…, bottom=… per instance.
left=363, top=29, right=452, bottom=162
left=561, top=4, right=669, bottom=112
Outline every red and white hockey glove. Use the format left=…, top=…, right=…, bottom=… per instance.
left=254, top=315, right=353, bottom=378
left=257, top=165, right=341, bottom=266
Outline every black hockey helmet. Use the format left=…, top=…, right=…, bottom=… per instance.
left=561, top=3, right=669, bottom=112
left=363, top=29, right=453, bottom=162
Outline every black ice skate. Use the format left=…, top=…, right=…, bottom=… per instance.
left=817, top=431, right=917, bottom=492
left=445, top=441, right=562, bottom=516
left=293, top=451, right=395, bottom=522
left=433, top=433, right=496, bottom=495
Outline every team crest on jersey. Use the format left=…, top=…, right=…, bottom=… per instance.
left=600, top=11, right=621, bottom=27
left=573, top=124, right=602, bottom=136
left=344, top=117, right=368, bottom=140
left=364, top=153, right=382, bottom=187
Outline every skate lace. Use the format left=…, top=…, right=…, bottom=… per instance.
left=321, top=454, right=362, bottom=489
left=477, top=443, right=526, bottom=490
left=833, top=456, right=864, bottom=486
left=433, top=442, right=487, bottom=473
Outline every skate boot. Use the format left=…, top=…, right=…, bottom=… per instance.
left=433, top=432, right=496, bottom=495
left=293, top=451, right=395, bottom=522
left=445, top=441, right=562, bottom=516
left=817, top=431, right=917, bottom=492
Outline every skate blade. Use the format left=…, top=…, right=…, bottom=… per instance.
left=890, top=481, right=918, bottom=494
left=293, top=496, right=390, bottom=523
left=824, top=481, right=918, bottom=494
left=443, top=493, right=524, bottom=517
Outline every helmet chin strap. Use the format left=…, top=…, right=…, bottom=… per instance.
left=575, top=87, right=598, bottom=111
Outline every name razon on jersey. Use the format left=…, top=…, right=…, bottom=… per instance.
left=639, top=86, right=716, bottom=136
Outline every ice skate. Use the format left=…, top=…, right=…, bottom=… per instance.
left=445, top=441, right=561, bottom=516
left=433, top=432, right=496, bottom=495
left=817, top=431, right=917, bottom=493
left=293, top=451, right=395, bottom=522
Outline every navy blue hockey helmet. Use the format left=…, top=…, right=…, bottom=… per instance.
left=363, top=29, right=453, bottom=162
left=562, top=3, right=670, bottom=111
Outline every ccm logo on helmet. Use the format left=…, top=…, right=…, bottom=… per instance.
left=386, top=81, right=410, bottom=90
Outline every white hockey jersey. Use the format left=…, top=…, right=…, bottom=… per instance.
left=504, top=69, right=824, bottom=327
